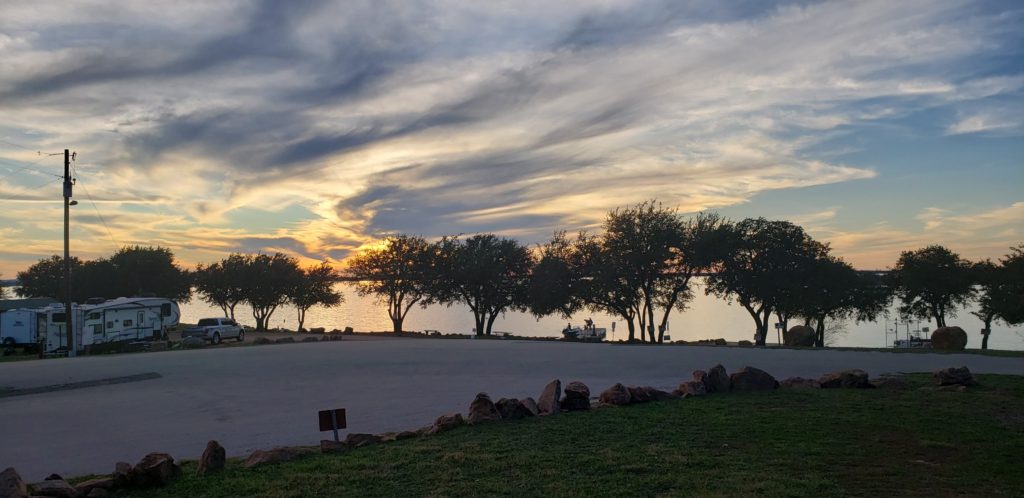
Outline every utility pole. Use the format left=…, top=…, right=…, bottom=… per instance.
left=63, top=149, right=75, bottom=357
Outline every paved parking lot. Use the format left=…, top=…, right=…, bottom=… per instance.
left=2, top=338, right=1022, bottom=480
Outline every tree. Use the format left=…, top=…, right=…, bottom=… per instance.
left=528, top=232, right=587, bottom=319
left=346, top=235, right=434, bottom=334
left=706, top=218, right=824, bottom=346
left=291, top=262, right=343, bottom=332
left=890, top=245, right=974, bottom=328
left=16, top=255, right=82, bottom=300
left=194, top=254, right=250, bottom=319
left=107, top=246, right=192, bottom=302
left=791, top=256, right=890, bottom=347
left=973, top=246, right=1024, bottom=349
left=573, top=231, right=643, bottom=341
left=655, top=212, right=728, bottom=343
left=432, top=234, right=533, bottom=336
left=600, top=201, right=684, bottom=342
left=243, top=253, right=302, bottom=331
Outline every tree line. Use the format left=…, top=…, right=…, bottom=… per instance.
left=10, top=201, right=1023, bottom=346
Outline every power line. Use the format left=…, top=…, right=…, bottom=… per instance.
left=71, top=162, right=120, bottom=252
left=0, top=154, right=62, bottom=183
left=0, top=138, right=38, bottom=152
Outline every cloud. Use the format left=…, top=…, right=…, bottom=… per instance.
left=0, top=0, right=1021, bottom=274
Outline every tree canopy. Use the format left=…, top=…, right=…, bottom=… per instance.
left=290, top=261, right=343, bottom=332
left=890, top=245, right=974, bottom=328
left=194, top=254, right=251, bottom=320
left=347, top=235, right=435, bottom=334
left=242, top=253, right=303, bottom=331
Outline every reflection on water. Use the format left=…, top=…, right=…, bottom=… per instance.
left=179, top=281, right=1024, bottom=350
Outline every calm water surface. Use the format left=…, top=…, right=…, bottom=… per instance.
left=179, top=281, right=1024, bottom=351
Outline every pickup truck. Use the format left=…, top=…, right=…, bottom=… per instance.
left=181, top=318, right=245, bottom=344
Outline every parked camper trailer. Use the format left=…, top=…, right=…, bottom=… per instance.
left=82, top=297, right=181, bottom=346
left=39, top=304, right=86, bottom=353
left=1, top=309, right=44, bottom=350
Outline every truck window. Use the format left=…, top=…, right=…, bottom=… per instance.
left=197, top=318, right=219, bottom=326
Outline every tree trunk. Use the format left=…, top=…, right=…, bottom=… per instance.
left=626, top=318, right=636, bottom=342
left=486, top=312, right=499, bottom=336
left=981, top=316, right=992, bottom=350
left=297, top=307, right=307, bottom=332
left=815, top=317, right=825, bottom=347
left=473, top=310, right=485, bottom=336
left=645, top=293, right=657, bottom=343
left=228, top=303, right=237, bottom=320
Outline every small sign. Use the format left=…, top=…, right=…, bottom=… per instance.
left=319, top=408, right=347, bottom=442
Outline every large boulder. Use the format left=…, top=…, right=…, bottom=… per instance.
left=112, top=463, right=132, bottom=488
left=562, top=381, right=591, bottom=411
left=495, top=398, right=535, bottom=420
left=598, top=383, right=632, bottom=406
left=783, top=325, right=816, bottom=347
left=934, top=366, right=978, bottom=386
left=27, top=479, right=79, bottom=498
left=674, top=381, right=707, bottom=397
left=692, top=370, right=708, bottom=388
left=705, top=364, right=731, bottom=393
left=427, top=413, right=464, bottom=434
left=931, top=327, right=968, bottom=350
left=537, top=379, right=562, bottom=415
left=818, top=369, right=873, bottom=389
left=0, top=467, right=28, bottom=498
left=627, top=386, right=652, bottom=403
left=196, top=440, right=226, bottom=476
left=74, top=477, right=113, bottom=497
left=467, top=392, right=502, bottom=424
left=520, top=397, right=540, bottom=416
left=132, top=453, right=180, bottom=488
left=243, top=447, right=312, bottom=468
left=730, top=366, right=778, bottom=391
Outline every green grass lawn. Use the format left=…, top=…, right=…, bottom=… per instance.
left=114, top=374, right=1024, bottom=498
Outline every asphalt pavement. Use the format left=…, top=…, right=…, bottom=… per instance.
left=1, top=337, right=1022, bottom=480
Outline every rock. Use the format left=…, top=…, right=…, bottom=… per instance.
left=27, top=479, right=79, bottom=498
left=730, top=366, right=778, bottom=391
left=427, top=413, right=465, bottom=435
left=692, top=370, right=708, bottom=387
left=872, top=375, right=909, bottom=390
left=180, top=336, right=205, bottom=349
left=819, top=369, right=873, bottom=389
left=310, top=327, right=326, bottom=334
left=301, top=337, right=319, bottom=342
left=244, top=447, right=312, bottom=468
left=737, top=340, right=754, bottom=347
left=395, top=430, right=420, bottom=440
left=783, top=325, right=816, bottom=347
left=675, top=380, right=707, bottom=396
left=495, top=398, right=535, bottom=420
left=112, top=462, right=132, bottom=488
left=275, top=337, right=295, bottom=344
left=44, top=474, right=63, bottom=481
left=343, top=326, right=354, bottom=334
left=627, top=386, right=652, bottom=403
left=520, top=397, right=540, bottom=416
left=345, top=433, right=383, bottom=448
left=253, top=337, right=271, bottom=345
left=713, top=338, right=727, bottom=345
left=643, top=386, right=675, bottom=401
left=780, top=377, right=821, bottom=389
left=598, top=383, right=632, bottom=406
left=705, top=364, right=731, bottom=393
left=320, top=439, right=349, bottom=453
left=132, top=452, right=180, bottom=488
left=562, top=381, right=591, bottom=411
left=931, top=327, right=968, bottom=350
left=73, top=478, right=113, bottom=497
left=934, top=366, right=978, bottom=386
left=0, top=467, right=28, bottom=498
left=537, top=379, right=562, bottom=415
left=196, top=440, right=226, bottom=476
left=467, top=392, right=502, bottom=424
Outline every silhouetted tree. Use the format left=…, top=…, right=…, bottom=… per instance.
left=431, top=234, right=533, bottom=336
left=655, top=212, right=728, bottom=342
left=243, top=253, right=302, bottom=331
left=528, top=232, right=587, bottom=319
left=194, top=254, right=250, bottom=319
left=973, top=246, right=1024, bottom=349
left=707, top=218, right=823, bottom=346
left=347, top=235, right=436, bottom=334
left=791, top=255, right=890, bottom=347
left=107, top=246, right=192, bottom=302
left=16, top=255, right=82, bottom=300
left=890, top=245, right=974, bottom=328
left=290, top=262, right=343, bottom=332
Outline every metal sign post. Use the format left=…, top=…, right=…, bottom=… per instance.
left=318, top=408, right=347, bottom=442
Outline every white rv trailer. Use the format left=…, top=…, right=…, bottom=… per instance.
left=38, top=297, right=180, bottom=353
left=81, top=297, right=181, bottom=346
left=1, top=309, right=43, bottom=349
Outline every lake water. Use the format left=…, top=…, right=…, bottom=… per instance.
left=178, top=280, right=1024, bottom=351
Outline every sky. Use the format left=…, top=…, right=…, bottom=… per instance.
left=0, top=0, right=1021, bottom=277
